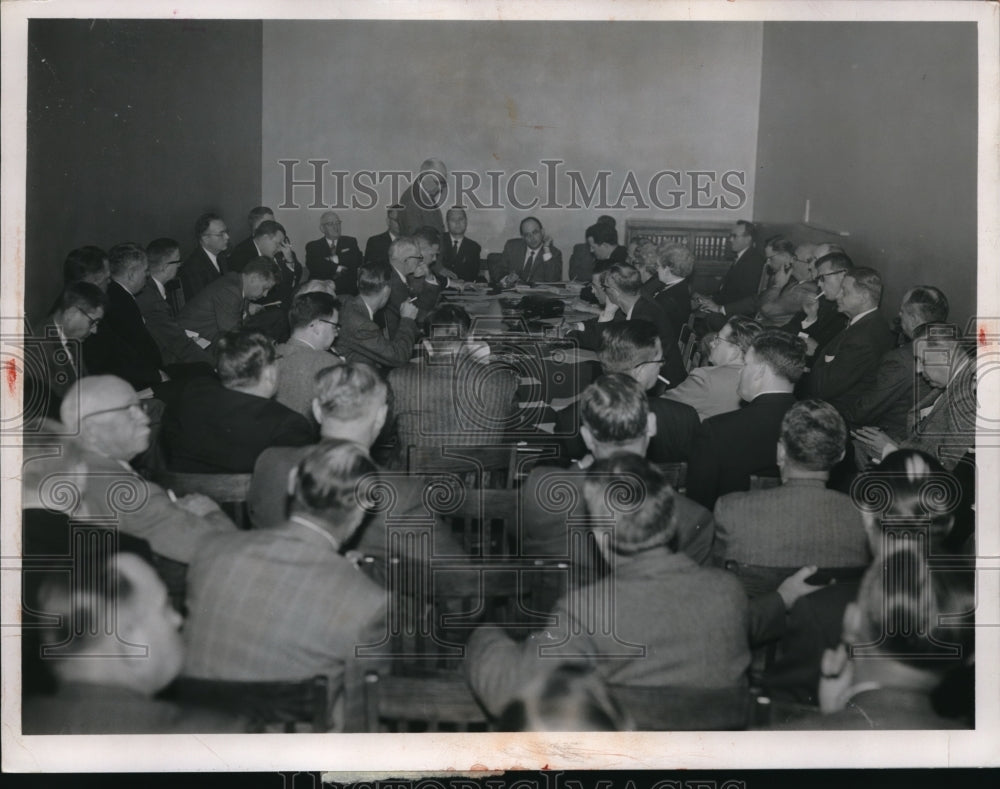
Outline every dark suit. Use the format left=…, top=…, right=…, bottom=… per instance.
left=440, top=235, right=482, bottom=282
left=654, top=279, right=692, bottom=333
left=363, top=231, right=395, bottom=267
left=305, top=235, right=363, bottom=295
left=226, top=237, right=258, bottom=273
left=841, top=339, right=930, bottom=440
left=898, top=359, right=976, bottom=471
left=398, top=184, right=445, bottom=236
left=568, top=242, right=595, bottom=282
left=23, top=319, right=87, bottom=419
left=333, top=295, right=418, bottom=369
left=382, top=267, right=441, bottom=337
left=686, top=392, right=798, bottom=509
left=804, top=310, right=895, bottom=415
left=178, top=271, right=245, bottom=345
left=782, top=297, right=848, bottom=360
left=494, top=238, right=563, bottom=283
left=161, top=376, right=314, bottom=473
left=83, top=281, right=163, bottom=390
left=180, top=246, right=226, bottom=302
left=134, top=278, right=214, bottom=367
left=714, top=247, right=766, bottom=316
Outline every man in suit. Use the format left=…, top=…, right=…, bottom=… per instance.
left=686, top=329, right=805, bottom=509
left=161, top=331, right=314, bottom=473
left=398, top=157, right=448, bottom=236
left=492, top=216, right=563, bottom=284
left=304, top=210, right=364, bottom=294
left=363, top=204, right=403, bottom=267
left=83, top=242, right=166, bottom=391
left=243, top=220, right=307, bottom=342
left=556, top=321, right=698, bottom=463
left=571, top=263, right=686, bottom=388
left=841, top=285, right=948, bottom=443
left=651, top=243, right=694, bottom=332
left=382, top=236, right=442, bottom=336
left=713, top=399, right=870, bottom=598
left=275, top=291, right=342, bottom=419
left=439, top=207, right=483, bottom=282
left=569, top=215, right=619, bottom=282
left=63, top=245, right=111, bottom=292
left=180, top=212, right=230, bottom=301
left=466, top=452, right=750, bottom=718
left=227, top=206, right=274, bottom=272
left=134, top=238, right=214, bottom=373
left=333, top=261, right=419, bottom=369
left=785, top=251, right=852, bottom=359
left=178, top=257, right=278, bottom=345
left=693, top=220, right=766, bottom=331
left=803, top=267, right=894, bottom=415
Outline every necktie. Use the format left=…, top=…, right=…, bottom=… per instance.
left=454, top=238, right=461, bottom=256
left=524, top=250, right=537, bottom=279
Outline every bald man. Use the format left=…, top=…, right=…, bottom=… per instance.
left=60, top=375, right=236, bottom=563
left=398, top=157, right=448, bottom=236
left=305, top=211, right=363, bottom=295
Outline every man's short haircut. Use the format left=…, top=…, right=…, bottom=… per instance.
left=425, top=304, right=472, bottom=339
left=658, top=243, right=695, bottom=278
left=314, top=362, right=388, bottom=422
left=291, top=441, right=378, bottom=524
left=194, top=212, right=222, bottom=237
left=248, top=206, right=274, bottom=225
left=780, top=399, right=847, bottom=471
left=145, top=238, right=181, bottom=271
left=56, top=281, right=108, bottom=315
left=902, top=286, right=949, bottom=325
left=519, top=216, right=542, bottom=234
left=765, top=237, right=797, bottom=257
left=734, top=220, right=756, bottom=239
left=63, top=246, right=109, bottom=284
left=215, top=331, right=276, bottom=387
left=814, top=251, right=854, bottom=273
left=586, top=222, right=618, bottom=247
left=749, top=329, right=807, bottom=383
left=584, top=453, right=679, bottom=554
left=412, top=226, right=442, bottom=247
left=845, top=267, right=883, bottom=306
left=107, top=242, right=147, bottom=278
left=446, top=206, right=467, bottom=220
left=357, top=262, right=393, bottom=297
left=598, top=320, right=659, bottom=373
left=253, top=219, right=286, bottom=240
left=288, top=291, right=340, bottom=331
left=724, top=315, right=764, bottom=353
left=579, top=374, right=648, bottom=444
left=600, top=264, right=642, bottom=296
left=388, top=236, right=418, bottom=265
left=242, top=257, right=279, bottom=284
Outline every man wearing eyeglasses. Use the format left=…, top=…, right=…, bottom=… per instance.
left=275, top=291, right=343, bottom=419
left=180, top=212, right=230, bottom=302
left=305, top=211, right=363, bottom=295
left=381, top=236, right=442, bottom=337
left=692, top=220, right=766, bottom=331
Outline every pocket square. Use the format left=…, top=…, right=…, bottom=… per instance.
left=824, top=354, right=836, bottom=363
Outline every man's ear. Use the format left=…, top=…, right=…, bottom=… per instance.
left=776, top=439, right=787, bottom=466
left=311, top=398, right=324, bottom=425
left=373, top=402, right=389, bottom=436
left=841, top=601, right=864, bottom=645
left=646, top=412, right=657, bottom=439
left=286, top=465, right=297, bottom=496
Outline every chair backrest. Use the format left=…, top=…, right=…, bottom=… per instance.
left=170, top=675, right=331, bottom=732
left=157, top=471, right=252, bottom=528
left=607, top=683, right=751, bottom=730
left=364, top=671, right=490, bottom=732
left=406, top=444, right=517, bottom=489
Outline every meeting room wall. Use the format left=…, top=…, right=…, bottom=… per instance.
left=260, top=21, right=763, bottom=267
left=754, top=22, right=978, bottom=330
left=24, top=19, right=263, bottom=325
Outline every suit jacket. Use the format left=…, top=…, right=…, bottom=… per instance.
left=686, top=392, right=798, bottom=509
left=804, top=310, right=895, bottom=415
left=274, top=337, right=342, bottom=418
left=398, top=183, right=445, bottom=236
left=180, top=245, right=226, bottom=301
left=568, top=242, right=595, bottom=282
left=899, top=359, right=976, bottom=471
left=439, top=235, right=483, bottom=282
left=23, top=319, right=88, bottom=418
left=226, top=236, right=258, bottom=273
left=334, top=294, right=418, bottom=369
left=495, top=238, right=563, bottom=283
left=840, top=339, right=930, bottom=440
left=382, top=266, right=441, bottom=337
left=653, top=280, right=692, bottom=334
left=161, top=376, right=315, bottom=473
left=178, top=271, right=245, bottom=344
left=782, top=297, right=848, bottom=359
left=82, top=280, right=163, bottom=389
left=363, top=231, right=395, bottom=267
left=134, top=277, right=214, bottom=367
left=661, top=362, right=742, bottom=421
left=555, top=393, right=698, bottom=464
left=305, top=235, right=363, bottom=295
left=267, top=252, right=308, bottom=312
left=715, top=247, right=766, bottom=316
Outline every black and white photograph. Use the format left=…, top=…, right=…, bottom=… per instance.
left=1, top=0, right=998, bottom=774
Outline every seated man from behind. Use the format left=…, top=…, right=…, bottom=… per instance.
left=183, top=442, right=387, bottom=731
left=162, top=331, right=314, bottom=473
left=23, top=552, right=246, bottom=734
left=275, top=291, right=343, bottom=419
left=178, top=257, right=279, bottom=345
left=713, top=399, right=871, bottom=598
left=334, top=261, right=420, bottom=370
left=467, top=452, right=750, bottom=718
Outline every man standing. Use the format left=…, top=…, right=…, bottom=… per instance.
left=398, top=157, right=448, bottom=235
left=493, top=216, right=563, bottom=284
left=305, top=211, right=364, bottom=294
left=180, top=213, right=230, bottom=301
left=439, top=207, right=482, bottom=282
left=228, top=206, right=275, bottom=272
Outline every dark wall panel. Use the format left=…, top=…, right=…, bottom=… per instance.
left=25, top=19, right=262, bottom=324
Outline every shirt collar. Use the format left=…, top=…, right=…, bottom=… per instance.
left=151, top=277, right=167, bottom=299
left=849, top=307, right=879, bottom=326
left=202, top=246, right=220, bottom=269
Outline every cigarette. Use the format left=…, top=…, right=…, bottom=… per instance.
left=167, top=489, right=177, bottom=503
left=406, top=296, right=418, bottom=303
left=658, top=375, right=671, bottom=386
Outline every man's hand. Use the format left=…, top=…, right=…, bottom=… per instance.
left=852, top=426, right=897, bottom=459
left=174, top=493, right=222, bottom=517
left=247, top=302, right=264, bottom=316
left=597, top=301, right=619, bottom=322
left=803, top=336, right=820, bottom=355
left=777, top=565, right=822, bottom=611
left=400, top=299, right=420, bottom=320
left=818, top=642, right=855, bottom=712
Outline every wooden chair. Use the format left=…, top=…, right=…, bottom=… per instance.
left=170, top=675, right=332, bottom=732
left=363, top=671, right=490, bottom=732
left=157, top=470, right=253, bottom=529
left=406, top=444, right=517, bottom=489
left=607, top=683, right=752, bottom=730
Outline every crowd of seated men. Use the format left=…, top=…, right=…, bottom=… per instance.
left=19, top=161, right=977, bottom=732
